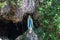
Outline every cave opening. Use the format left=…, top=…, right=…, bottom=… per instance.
left=0, top=13, right=29, bottom=40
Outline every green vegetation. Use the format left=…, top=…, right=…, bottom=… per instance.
left=0, top=0, right=60, bottom=40
left=0, top=1, right=7, bottom=8
left=35, top=0, right=60, bottom=40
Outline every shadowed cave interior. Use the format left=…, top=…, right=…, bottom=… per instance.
left=0, top=14, right=29, bottom=40
left=0, top=13, right=37, bottom=40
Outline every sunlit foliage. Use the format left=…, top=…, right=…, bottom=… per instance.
left=35, top=0, right=60, bottom=40
left=0, top=0, right=60, bottom=40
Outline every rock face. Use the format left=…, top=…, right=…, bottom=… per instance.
left=1, top=5, right=10, bottom=16
left=26, top=30, right=39, bottom=40
left=0, top=0, right=36, bottom=22
left=15, top=30, right=39, bottom=40
left=16, top=0, right=36, bottom=22
left=21, top=0, right=35, bottom=13
left=0, top=0, right=39, bottom=40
